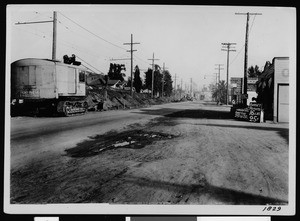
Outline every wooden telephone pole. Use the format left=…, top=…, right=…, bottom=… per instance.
left=124, top=34, right=140, bottom=96
left=221, top=43, right=236, bottom=105
left=215, top=64, right=224, bottom=83
left=148, top=53, right=159, bottom=98
left=235, top=12, right=262, bottom=106
left=16, top=11, right=57, bottom=60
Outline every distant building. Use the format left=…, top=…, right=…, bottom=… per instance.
left=86, top=72, right=106, bottom=86
left=107, top=80, right=121, bottom=88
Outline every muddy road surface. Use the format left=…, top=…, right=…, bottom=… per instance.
left=10, top=101, right=289, bottom=205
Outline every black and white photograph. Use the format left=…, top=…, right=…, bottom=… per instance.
left=4, top=4, right=296, bottom=215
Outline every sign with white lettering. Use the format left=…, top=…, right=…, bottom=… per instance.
left=249, top=102, right=262, bottom=123
left=234, top=108, right=249, bottom=120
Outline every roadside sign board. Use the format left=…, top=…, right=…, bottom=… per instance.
left=234, top=103, right=263, bottom=123
left=234, top=108, right=249, bottom=120
left=249, top=102, right=262, bottom=123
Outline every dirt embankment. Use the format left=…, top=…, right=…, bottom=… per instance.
left=84, top=87, right=175, bottom=111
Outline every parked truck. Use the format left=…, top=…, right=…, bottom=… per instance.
left=11, top=58, right=88, bottom=116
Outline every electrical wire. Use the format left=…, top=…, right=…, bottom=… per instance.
left=230, top=15, right=257, bottom=66
left=249, top=14, right=257, bottom=34
left=57, top=12, right=153, bottom=71
left=75, top=55, right=105, bottom=74
left=58, top=12, right=127, bottom=52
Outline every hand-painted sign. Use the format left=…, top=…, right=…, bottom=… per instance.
left=234, top=108, right=249, bottom=120
left=249, top=102, right=262, bottom=123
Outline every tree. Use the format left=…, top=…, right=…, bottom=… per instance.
left=248, top=65, right=262, bottom=78
left=143, top=65, right=163, bottom=96
left=163, top=70, right=173, bottom=96
left=126, top=77, right=132, bottom=87
left=107, top=63, right=126, bottom=81
left=212, top=80, right=227, bottom=104
left=153, top=67, right=163, bottom=96
left=133, top=65, right=142, bottom=93
left=144, top=68, right=152, bottom=91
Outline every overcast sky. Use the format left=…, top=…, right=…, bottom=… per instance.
left=7, top=5, right=296, bottom=89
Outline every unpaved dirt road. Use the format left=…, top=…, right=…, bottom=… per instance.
left=10, top=101, right=289, bottom=205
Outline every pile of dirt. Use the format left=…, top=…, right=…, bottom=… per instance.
left=85, top=87, right=174, bottom=111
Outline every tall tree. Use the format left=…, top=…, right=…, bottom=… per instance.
left=153, top=66, right=163, bottom=96
left=212, top=80, right=227, bottom=104
left=107, top=63, right=126, bottom=81
left=163, top=70, right=173, bottom=96
left=143, top=66, right=163, bottom=96
left=133, top=65, right=142, bottom=93
left=247, top=65, right=262, bottom=78
left=144, top=68, right=152, bottom=91
left=126, top=76, right=132, bottom=87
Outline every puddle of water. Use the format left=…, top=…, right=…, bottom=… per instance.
left=113, top=141, right=130, bottom=147
left=65, top=130, right=178, bottom=158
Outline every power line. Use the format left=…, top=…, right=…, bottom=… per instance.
left=133, top=54, right=150, bottom=65
left=58, top=12, right=127, bottom=52
left=230, top=45, right=244, bottom=65
left=230, top=14, right=258, bottom=66
left=76, top=55, right=105, bottom=74
left=249, top=14, right=257, bottom=34
left=15, top=11, right=57, bottom=60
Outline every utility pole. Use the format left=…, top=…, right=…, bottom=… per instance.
left=180, top=78, right=183, bottom=99
left=148, top=53, right=159, bottom=98
left=214, top=73, right=218, bottom=102
left=215, top=64, right=224, bottom=83
left=173, top=73, right=178, bottom=97
left=162, top=63, right=168, bottom=97
left=16, top=11, right=57, bottom=60
left=124, top=34, right=140, bottom=96
left=190, top=78, right=193, bottom=97
left=236, top=12, right=262, bottom=106
left=221, top=43, right=236, bottom=105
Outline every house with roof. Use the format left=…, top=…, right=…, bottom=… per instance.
left=86, top=72, right=106, bottom=86
left=107, top=79, right=121, bottom=88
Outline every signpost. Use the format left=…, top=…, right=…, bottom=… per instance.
left=249, top=102, right=263, bottom=123
left=234, top=108, right=249, bottom=120
left=234, top=102, right=263, bottom=123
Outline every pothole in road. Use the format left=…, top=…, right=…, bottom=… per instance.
left=65, top=130, right=178, bottom=158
